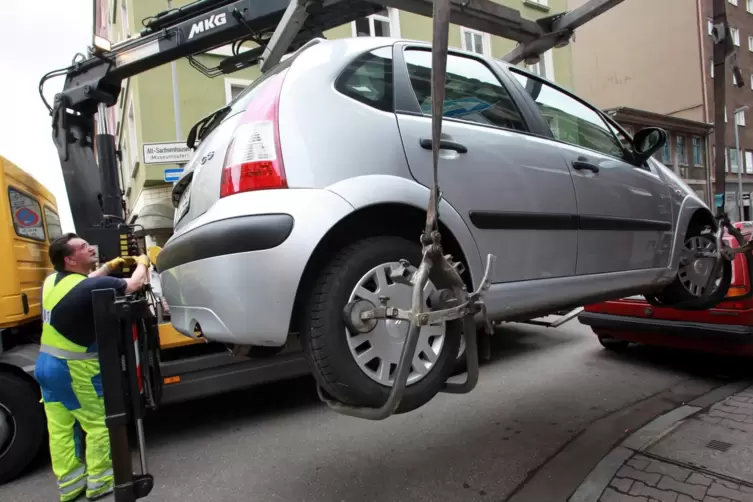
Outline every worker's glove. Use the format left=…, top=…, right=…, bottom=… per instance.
left=105, top=257, right=126, bottom=270
left=122, top=256, right=138, bottom=266
left=136, top=254, right=151, bottom=268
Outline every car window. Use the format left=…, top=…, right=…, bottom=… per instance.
left=44, top=207, right=62, bottom=240
left=511, top=71, right=624, bottom=159
left=335, top=47, right=394, bottom=113
left=403, top=49, right=527, bottom=132
left=8, top=187, right=45, bottom=242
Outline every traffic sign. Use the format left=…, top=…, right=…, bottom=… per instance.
left=164, top=168, right=184, bottom=183
left=420, top=97, right=493, bottom=118
left=143, top=142, right=193, bottom=165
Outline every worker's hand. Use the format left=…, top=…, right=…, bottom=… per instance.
left=106, top=257, right=126, bottom=270
left=135, top=254, right=151, bottom=268
left=122, top=256, right=138, bottom=267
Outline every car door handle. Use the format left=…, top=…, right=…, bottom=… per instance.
left=419, top=138, right=468, bottom=154
left=572, top=157, right=599, bottom=173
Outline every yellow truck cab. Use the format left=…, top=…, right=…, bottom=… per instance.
left=0, top=156, right=62, bottom=331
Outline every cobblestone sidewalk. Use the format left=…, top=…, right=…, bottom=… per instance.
left=597, top=387, right=753, bottom=502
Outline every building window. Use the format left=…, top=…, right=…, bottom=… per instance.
left=708, top=18, right=714, bottom=35
left=676, top=135, right=687, bottom=165
left=661, top=139, right=672, bottom=164
left=749, top=36, right=753, bottom=51
left=224, top=78, right=253, bottom=104
left=751, top=74, right=753, bottom=90
left=710, top=58, right=714, bottom=78
left=692, top=136, right=703, bottom=166
left=730, top=0, right=738, bottom=5
left=522, top=50, right=555, bottom=82
left=730, top=147, right=739, bottom=173
left=352, top=8, right=400, bottom=38
left=731, top=27, right=741, bottom=46
left=529, top=0, right=549, bottom=4
left=736, top=108, right=747, bottom=126
left=121, top=0, right=129, bottom=40
left=748, top=0, right=753, bottom=13
left=746, top=150, right=753, bottom=174
left=460, top=27, right=491, bottom=56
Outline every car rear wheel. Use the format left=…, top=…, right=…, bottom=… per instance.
left=301, top=236, right=462, bottom=414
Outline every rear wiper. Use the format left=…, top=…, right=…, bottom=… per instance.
left=186, top=105, right=231, bottom=149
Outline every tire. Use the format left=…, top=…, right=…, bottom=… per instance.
left=301, top=236, right=462, bottom=414
left=0, top=372, right=46, bottom=485
left=653, top=227, right=732, bottom=310
left=597, top=335, right=630, bottom=352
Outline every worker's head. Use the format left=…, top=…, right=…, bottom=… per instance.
left=49, top=233, right=98, bottom=274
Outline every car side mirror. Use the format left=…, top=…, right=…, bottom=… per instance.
left=631, top=127, right=668, bottom=166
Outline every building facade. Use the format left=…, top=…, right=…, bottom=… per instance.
left=569, top=0, right=753, bottom=220
left=95, top=0, right=574, bottom=245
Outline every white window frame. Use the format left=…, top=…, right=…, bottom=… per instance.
left=749, top=35, right=753, bottom=51
left=710, top=58, right=714, bottom=78
left=708, top=18, right=714, bottom=35
left=459, top=26, right=492, bottom=57
left=224, top=78, right=254, bottom=104
left=748, top=0, right=753, bottom=13
left=121, top=0, right=130, bottom=41
left=736, top=109, right=747, bottom=126
left=528, top=0, right=549, bottom=5
left=127, top=96, right=138, bottom=174
left=729, top=0, right=738, bottom=6
left=731, top=27, right=741, bottom=46
left=525, top=50, right=556, bottom=82
left=746, top=150, right=753, bottom=174
left=350, top=8, right=401, bottom=38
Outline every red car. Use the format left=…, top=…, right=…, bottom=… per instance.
left=578, top=226, right=753, bottom=356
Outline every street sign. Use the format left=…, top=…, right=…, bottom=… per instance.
left=164, top=168, right=184, bottom=183
left=743, top=193, right=750, bottom=200
left=143, top=142, right=193, bottom=165
left=420, top=97, right=493, bottom=118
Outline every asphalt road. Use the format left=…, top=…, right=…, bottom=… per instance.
left=5, top=321, right=751, bottom=502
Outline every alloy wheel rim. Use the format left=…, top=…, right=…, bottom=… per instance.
left=678, top=236, right=721, bottom=297
left=345, top=261, right=446, bottom=387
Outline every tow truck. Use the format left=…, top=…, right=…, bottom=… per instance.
left=30, top=0, right=750, bottom=500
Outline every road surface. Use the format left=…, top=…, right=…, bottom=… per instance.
left=5, top=321, right=749, bottom=502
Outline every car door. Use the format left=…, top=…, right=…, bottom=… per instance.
left=508, top=69, right=673, bottom=276
left=393, top=44, right=579, bottom=283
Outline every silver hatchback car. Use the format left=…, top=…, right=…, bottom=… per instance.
left=158, top=36, right=725, bottom=412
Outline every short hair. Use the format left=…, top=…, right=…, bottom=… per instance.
left=49, top=233, right=80, bottom=272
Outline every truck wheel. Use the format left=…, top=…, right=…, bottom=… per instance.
left=0, top=372, right=46, bottom=484
left=301, top=236, right=462, bottom=414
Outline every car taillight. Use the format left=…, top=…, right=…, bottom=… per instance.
left=220, top=70, right=288, bottom=198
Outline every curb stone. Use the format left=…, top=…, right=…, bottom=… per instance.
left=568, top=381, right=753, bottom=502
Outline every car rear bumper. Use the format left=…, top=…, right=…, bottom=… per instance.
left=578, top=311, right=753, bottom=342
left=158, top=189, right=355, bottom=346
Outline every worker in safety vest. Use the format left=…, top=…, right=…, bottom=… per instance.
left=36, top=232, right=150, bottom=501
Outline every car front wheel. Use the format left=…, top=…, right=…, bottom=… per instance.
left=300, top=236, right=462, bottom=414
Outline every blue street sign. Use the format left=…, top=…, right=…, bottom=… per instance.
left=164, top=168, right=184, bottom=183
left=420, top=97, right=493, bottom=118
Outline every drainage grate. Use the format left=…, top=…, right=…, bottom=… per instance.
left=706, top=440, right=733, bottom=452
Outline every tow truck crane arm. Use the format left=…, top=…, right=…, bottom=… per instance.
left=42, top=0, right=748, bottom=499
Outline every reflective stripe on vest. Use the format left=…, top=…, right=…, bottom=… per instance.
left=39, top=344, right=99, bottom=360
left=40, top=272, right=91, bottom=356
